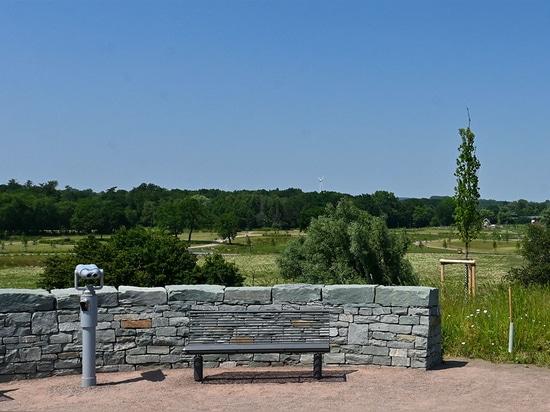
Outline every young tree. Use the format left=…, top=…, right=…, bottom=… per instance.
left=216, top=212, right=239, bottom=244
left=453, top=112, right=482, bottom=258
left=156, top=200, right=186, bottom=237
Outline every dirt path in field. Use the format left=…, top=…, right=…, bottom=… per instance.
left=188, top=232, right=263, bottom=251
left=2, top=358, right=550, bottom=411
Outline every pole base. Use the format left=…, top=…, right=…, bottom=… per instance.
left=82, top=376, right=97, bottom=387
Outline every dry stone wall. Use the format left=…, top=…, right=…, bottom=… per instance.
left=0, top=284, right=441, bottom=382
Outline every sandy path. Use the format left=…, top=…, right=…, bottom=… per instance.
left=2, top=358, right=550, bottom=411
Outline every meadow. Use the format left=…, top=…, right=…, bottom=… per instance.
left=2, top=227, right=550, bottom=367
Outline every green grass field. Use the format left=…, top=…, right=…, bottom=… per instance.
left=4, top=227, right=550, bottom=367
left=0, top=228, right=525, bottom=289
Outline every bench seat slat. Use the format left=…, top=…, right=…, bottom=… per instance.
left=184, top=342, right=330, bottom=354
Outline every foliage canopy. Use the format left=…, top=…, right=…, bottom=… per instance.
left=277, top=199, right=418, bottom=285
left=38, top=227, right=243, bottom=290
left=453, top=121, right=482, bottom=257
left=507, top=224, right=550, bottom=286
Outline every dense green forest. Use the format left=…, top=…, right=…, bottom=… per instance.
left=1, top=179, right=548, bottom=238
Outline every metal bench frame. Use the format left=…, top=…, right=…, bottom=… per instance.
left=184, top=310, right=330, bottom=382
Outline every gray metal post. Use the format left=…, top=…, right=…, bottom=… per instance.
left=75, top=264, right=103, bottom=388
left=80, top=286, right=98, bottom=387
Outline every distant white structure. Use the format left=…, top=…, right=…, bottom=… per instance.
left=318, top=176, right=324, bottom=192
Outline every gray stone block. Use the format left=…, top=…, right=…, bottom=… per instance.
left=97, top=286, right=119, bottom=307
left=31, top=311, right=59, bottom=334
left=42, top=344, right=62, bottom=354
left=253, top=353, right=280, bottom=362
left=119, top=286, right=167, bottom=306
left=0, top=289, right=55, bottom=312
left=324, top=352, right=346, bottom=364
left=345, top=353, right=373, bottom=364
left=156, top=326, right=177, bottom=337
left=272, top=284, right=322, bottom=303
left=125, top=354, right=160, bottom=364
left=147, top=345, right=170, bottom=354
left=362, top=345, right=389, bottom=356
left=323, top=285, right=376, bottom=305
left=224, top=287, right=272, bottom=304
left=6, top=312, right=31, bottom=325
left=97, top=329, right=116, bottom=343
left=14, top=362, right=37, bottom=374
left=372, top=331, right=395, bottom=341
left=388, top=324, right=413, bottom=334
left=375, top=286, right=439, bottom=307
left=166, top=284, right=224, bottom=303
left=399, top=315, right=420, bottom=325
left=20, top=347, right=42, bottom=362
left=50, top=333, right=73, bottom=344
left=55, top=358, right=81, bottom=369
left=372, top=355, right=392, bottom=366
left=391, top=356, right=410, bottom=367
left=380, top=314, right=399, bottom=324
left=348, top=323, right=369, bottom=345
left=412, top=324, right=430, bottom=337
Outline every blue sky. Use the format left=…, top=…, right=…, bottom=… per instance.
left=2, top=0, right=549, bottom=201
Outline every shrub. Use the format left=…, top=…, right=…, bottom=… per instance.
left=197, top=253, right=244, bottom=286
left=507, top=224, right=550, bottom=286
left=38, top=228, right=242, bottom=289
left=277, top=199, right=418, bottom=285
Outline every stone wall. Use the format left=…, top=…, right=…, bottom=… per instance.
left=0, top=284, right=441, bottom=382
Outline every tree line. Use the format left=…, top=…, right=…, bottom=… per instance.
left=1, top=179, right=549, bottom=238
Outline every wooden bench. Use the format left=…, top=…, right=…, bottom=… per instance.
left=184, top=310, right=331, bottom=382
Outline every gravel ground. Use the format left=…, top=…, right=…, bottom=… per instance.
left=2, top=358, right=550, bottom=411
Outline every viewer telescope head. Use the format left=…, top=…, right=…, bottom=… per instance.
left=74, top=264, right=104, bottom=290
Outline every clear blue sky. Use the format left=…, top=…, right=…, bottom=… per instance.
left=2, top=0, right=549, bottom=201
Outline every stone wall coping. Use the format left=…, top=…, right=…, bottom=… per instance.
left=51, top=286, right=119, bottom=309
left=166, top=284, right=224, bottom=303
left=0, top=284, right=440, bottom=309
left=0, top=288, right=54, bottom=312
left=375, top=286, right=438, bottom=307
left=118, top=286, right=167, bottom=306
left=322, top=284, right=376, bottom=305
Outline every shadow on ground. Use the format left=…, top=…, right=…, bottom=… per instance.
left=432, top=360, right=469, bottom=370
left=201, top=369, right=357, bottom=384
left=98, top=369, right=166, bottom=386
left=0, top=388, right=18, bottom=402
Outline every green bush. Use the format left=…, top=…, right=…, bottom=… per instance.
left=277, top=199, right=418, bottom=285
left=507, top=224, right=550, bottom=286
left=197, top=253, right=244, bottom=286
left=38, top=227, right=242, bottom=289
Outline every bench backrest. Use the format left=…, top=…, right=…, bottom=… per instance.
left=187, top=310, right=330, bottom=345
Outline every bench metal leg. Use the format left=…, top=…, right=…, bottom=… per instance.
left=194, top=355, right=203, bottom=382
left=313, top=353, right=322, bottom=380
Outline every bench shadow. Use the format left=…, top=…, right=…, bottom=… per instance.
left=201, top=369, right=356, bottom=385
left=98, top=369, right=166, bottom=386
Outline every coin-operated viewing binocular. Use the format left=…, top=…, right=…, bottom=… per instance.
left=74, top=264, right=104, bottom=291
left=74, top=264, right=104, bottom=388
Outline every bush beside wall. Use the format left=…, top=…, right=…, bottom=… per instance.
left=0, top=284, right=441, bottom=382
